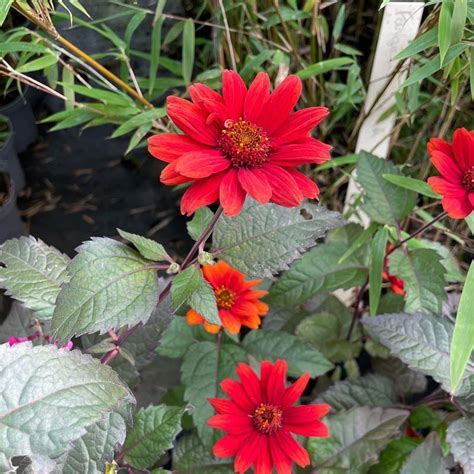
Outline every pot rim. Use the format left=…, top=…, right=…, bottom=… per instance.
left=0, top=115, right=14, bottom=163
left=0, top=88, right=29, bottom=114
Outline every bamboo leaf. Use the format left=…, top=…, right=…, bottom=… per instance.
left=297, top=57, right=353, bottom=79
left=383, top=173, right=441, bottom=199
left=369, top=228, right=388, bottom=316
left=438, top=1, right=452, bottom=66
left=182, top=19, right=195, bottom=84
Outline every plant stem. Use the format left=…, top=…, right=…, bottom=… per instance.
left=100, top=206, right=224, bottom=365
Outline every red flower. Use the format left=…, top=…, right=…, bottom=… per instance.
left=427, top=128, right=474, bottom=219
left=186, top=261, right=268, bottom=334
left=382, top=245, right=405, bottom=295
left=208, top=359, right=330, bottom=474
left=148, top=70, right=331, bottom=216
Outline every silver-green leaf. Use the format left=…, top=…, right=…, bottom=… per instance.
left=447, top=417, right=474, bottom=473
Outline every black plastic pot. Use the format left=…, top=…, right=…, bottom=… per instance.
left=0, top=116, right=25, bottom=191
left=0, top=174, right=23, bottom=243
left=0, top=91, right=37, bottom=153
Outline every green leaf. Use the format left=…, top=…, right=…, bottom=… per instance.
left=400, top=432, right=447, bottom=474
left=122, top=405, right=183, bottom=469
left=55, top=411, right=127, bottom=474
left=213, top=199, right=343, bottom=279
left=16, top=53, right=58, bottom=73
left=316, top=374, right=397, bottom=411
left=187, top=207, right=214, bottom=241
left=181, top=342, right=247, bottom=447
left=409, top=406, right=443, bottom=431
left=295, top=308, right=362, bottom=363
left=188, top=278, right=220, bottom=326
left=450, top=0, right=467, bottom=44
left=297, top=57, right=353, bottom=79
left=171, top=266, right=202, bottom=309
left=382, top=173, right=441, bottom=199
left=62, top=65, right=75, bottom=111
left=450, top=262, right=474, bottom=393
left=118, top=229, right=172, bottom=262
left=52, top=238, right=159, bottom=342
left=0, top=344, right=134, bottom=472
left=447, top=417, right=474, bottom=473
left=242, top=330, right=333, bottom=377
left=338, top=222, right=377, bottom=264
left=470, top=49, right=474, bottom=101
left=174, top=434, right=234, bottom=473
left=438, top=1, right=452, bottom=66
left=0, top=303, right=36, bottom=344
left=0, top=0, right=14, bottom=26
left=149, top=16, right=164, bottom=95
left=182, top=19, right=195, bottom=84
left=268, top=224, right=368, bottom=306
left=60, top=84, right=133, bottom=106
left=394, top=27, right=438, bottom=61
left=466, top=211, right=474, bottom=233
left=0, top=236, right=70, bottom=319
left=111, top=108, right=166, bottom=138
left=388, top=248, right=446, bottom=314
left=125, top=123, right=152, bottom=155
left=362, top=313, right=474, bottom=396
left=124, top=11, right=147, bottom=50
left=369, top=228, right=388, bottom=316
left=309, top=407, right=409, bottom=472
left=0, top=41, right=49, bottom=54
left=45, top=109, right=98, bottom=132
left=356, top=152, right=416, bottom=225
left=401, top=43, right=468, bottom=88
left=370, top=437, right=421, bottom=474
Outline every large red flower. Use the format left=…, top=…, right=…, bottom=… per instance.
left=208, top=359, right=330, bottom=474
left=186, top=261, right=268, bottom=334
left=148, top=70, right=331, bottom=216
left=427, top=128, right=474, bottom=219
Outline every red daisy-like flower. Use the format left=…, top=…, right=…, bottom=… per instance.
left=427, top=127, right=474, bottom=219
left=208, top=359, right=330, bottom=474
left=186, top=261, right=268, bottom=334
left=382, top=245, right=405, bottom=295
left=148, top=70, right=331, bottom=216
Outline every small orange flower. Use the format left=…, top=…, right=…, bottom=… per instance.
left=186, top=261, right=268, bottom=334
left=382, top=245, right=405, bottom=295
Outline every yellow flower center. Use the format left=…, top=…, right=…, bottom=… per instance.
left=253, top=403, right=283, bottom=434
left=214, top=286, right=235, bottom=310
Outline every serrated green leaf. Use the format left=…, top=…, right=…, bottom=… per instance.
left=188, top=278, right=220, bottom=326
left=338, top=222, right=377, bottom=264
left=181, top=342, right=247, bottom=447
left=370, top=228, right=388, bottom=316
left=394, top=27, right=438, bottom=61
left=295, top=309, right=362, bottom=363
left=0, top=344, right=134, bottom=472
left=297, top=57, right=353, bottom=79
left=54, top=411, right=127, bottom=474
left=447, top=417, right=474, bottom=472
left=268, top=224, right=368, bottom=306
left=309, top=407, right=409, bottom=472
left=52, top=238, right=159, bottom=342
left=316, top=374, right=397, bottom=411
left=370, top=437, right=421, bottom=474
left=122, top=405, right=183, bottom=469
left=356, top=152, right=416, bottom=225
left=0, top=236, right=70, bottom=319
left=118, top=229, right=171, bottom=262
left=242, top=330, right=333, bottom=377
left=182, top=19, right=195, bottom=84
left=171, top=266, right=201, bottom=309
left=382, top=173, right=441, bottom=199
left=363, top=313, right=474, bottom=396
left=174, top=434, right=234, bottom=473
left=400, top=432, right=447, bottom=474
left=187, top=207, right=214, bottom=241
left=450, top=262, right=474, bottom=393
left=389, top=248, right=446, bottom=314
left=213, top=199, right=343, bottom=279
left=438, top=1, right=452, bottom=67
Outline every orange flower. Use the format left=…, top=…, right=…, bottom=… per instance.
left=186, top=261, right=268, bottom=334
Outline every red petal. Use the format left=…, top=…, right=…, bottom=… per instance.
left=281, top=373, right=310, bottom=408
left=257, top=75, right=302, bottom=134
left=209, top=397, right=246, bottom=415
left=452, top=127, right=474, bottom=169
left=274, top=430, right=310, bottom=468
left=236, top=363, right=262, bottom=406
left=271, top=107, right=329, bottom=145
left=221, top=379, right=256, bottom=413
left=254, top=436, right=272, bottom=474
left=223, top=70, right=247, bottom=120
left=167, top=96, right=219, bottom=146
left=427, top=137, right=454, bottom=159
left=285, top=420, right=329, bottom=437
left=174, top=150, right=230, bottom=178
left=234, top=432, right=262, bottom=474
left=180, top=172, right=225, bottom=215
left=269, top=439, right=293, bottom=474
left=231, top=300, right=259, bottom=318
left=261, top=164, right=304, bottom=207
left=238, top=168, right=272, bottom=203
left=285, top=168, right=320, bottom=199
left=427, top=176, right=466, bottom=198
left=469, top=193, right=474, bottom=207
left=208, top=414, right=253, bottom=434
left=284, top=404, right=331, bottom=424
left=430, top=150, right=463, bottom=182
left=265, top=360, right=287, bottom=405
left=160, top=162, right=193, bottom=185
left=220, top=169, right=246, bottom=217
left=244, top=72, right=271, bottom=124
left=189, top=83, right=226, bottom=115
left=213, top=433, right=249, bottom=458
left=270, top=138, right=332, bottom=166
left=148, top=133, right=211, bottom=163
left=220, top=310, right=242, bottom=334
left=441, top=196, right=473, bottom=219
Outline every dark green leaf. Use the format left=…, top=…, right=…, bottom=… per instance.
left=400, top=432, right=447, bottom=474
left=369, top=228, right=388, bottom=316
left=187, top=207, right=214, bottom=241
left=382, top=173, right=441, bottom=199
left=182, top=19, right=195, bottom=84
left=447, top=417, right=474, bottom=473
left=118, top=229, right=172, bottom=262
